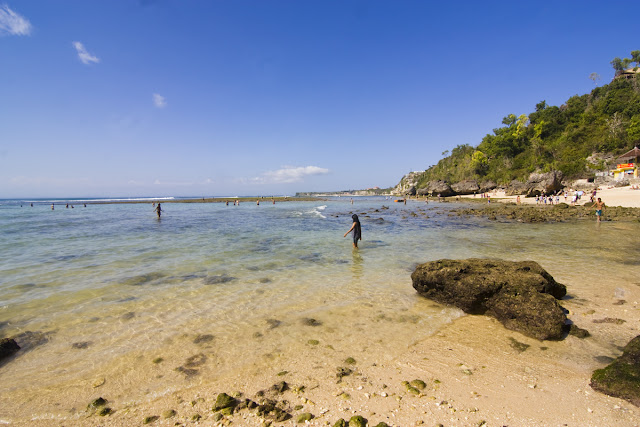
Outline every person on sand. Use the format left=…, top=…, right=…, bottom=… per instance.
left=594, top=197, right=606, bottom=223
left=155, top=203, right=162, bottom=219
left=344, top=214, right=362, bottom=248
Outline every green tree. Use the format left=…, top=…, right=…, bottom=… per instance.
left=589, top=72, right=601, bottom=86
left=470, top=151, right=489, bottom=175
left=632, top=50, right=640, bottom=67
left=627, top=115, right=640, bottom=143
left=611, top=57, right=625, bottom=74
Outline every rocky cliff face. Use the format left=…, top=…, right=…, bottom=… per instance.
left=391, top=171, right=424, bottom=195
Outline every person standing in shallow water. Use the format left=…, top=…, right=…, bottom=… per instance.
left=155, top=203, right=162, bottom=219
left=344, top=214, right=362, bottom=248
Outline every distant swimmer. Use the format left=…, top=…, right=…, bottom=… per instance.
left=226, top=201, right=229, bottom=206
left=257, top=200, right=260, bottom=206
left=344, top=214, right=362, bottom=249
left=51, top=203, right=55, bottom=210
left=155, top=203, right=162, bottom=218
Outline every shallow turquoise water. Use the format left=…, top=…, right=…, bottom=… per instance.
left=1, top=197, right=639, bottom=420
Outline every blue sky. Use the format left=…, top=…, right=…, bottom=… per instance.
left=1, top=1, right=639, bottom=198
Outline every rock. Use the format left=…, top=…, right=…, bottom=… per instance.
left=590, top=335, right=640, bottom=406
left=505, top=180, right=528, bottom=196
left=479, top=180, right=497, bottom=193
left=349, top=415, right=368, bottom=427
left=392, top=171, right=424, bottom=195
left=88, top=397, right=107, bottom=410
left=297, top=412, right=314, bottom=423
left=525, top=171, right=563, bottom=196
left=374, top=423, right=390, bottom=427
left=451, top=180, right=480, bottom=195
left=426, top=180, right=455, bottom=197
left=333, top=419, right=347, bottom=427
left=0, top=338, right=20, bottom=361
left=143, top=415, right=159, bottom=424
left=568, top=324, right=591, bottom=338
left=411, top=259, right=567, bottom=340
left=410, top=379, right=426, bottom=390
left=213, top=393, right=238, bottom=411
left=162, top=409, right=176, bottom=418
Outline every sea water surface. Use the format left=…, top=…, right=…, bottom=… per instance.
left=0, top=197, right=639, bottom=421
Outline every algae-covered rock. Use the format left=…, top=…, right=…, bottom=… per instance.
left=590, top=335, right=640, bottom=406
left=213, top=393, right=238, bottom=411
left=297, top=412, right=314, bottom=423
left=373, top=423, right=390, bottom=427
left=568, top=324, right=590, bottom=338
left=410, top=379, right=426, bottom=390
left=162, top=409, right=176, bottom=418
left=88, top=397, right=107, bottom=410
left=333, top=419, right=347, bottom=427
left=143, top=415, right=159, bottom=424
left=97, top=407, right=112, bottom=416
left=412, top=259, right=567, bottom=340
left=349, top=415, right=367, bottom=427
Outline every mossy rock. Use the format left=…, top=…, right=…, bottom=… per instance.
left=213, top=392, right=238, bottom=411
left=297, top=412, right=314, bottom=423
left=410, top=379, right=426, bottom=390
left=590, top=335, right=640, bottom=406
left=568, top=324, right=590, bottom=338
left=143, top=415, right=159, bottom=424
left=162, top=409, right=176, bottom=418
left=345, top=357, right=356, bottom=365
left=333, top=419, right=347, bottom=427
left=88, top=397, right=107, bottom=410
left=349, top=415, right=368, bottom=427
left=97, top=407, right=112, bottom=416
left=373, top=423, right=390, bottom=427
left=220, top=407, right=234, bottom=416
left=412, top=259, right=567, bottom=340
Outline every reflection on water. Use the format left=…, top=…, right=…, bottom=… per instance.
left=0, top=198, right=639, bottom=420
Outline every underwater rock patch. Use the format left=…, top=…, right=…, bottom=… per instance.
left=0, top=338, right=20, bottom=361
left=412, top=258, right=567, bottom=340
left=204, top=275, right=236, bottom=285
left=590, top=335, right=640, bottom=406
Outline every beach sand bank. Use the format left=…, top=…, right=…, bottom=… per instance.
left=462, top=185, right=640, bottom=208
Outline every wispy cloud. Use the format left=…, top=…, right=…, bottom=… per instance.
left=0, top=4, right=32, bottom=36
left=72, top=41, right=100, bottom=65
left=153, top=93, right=167, bottom=108
left=252, top=166, right=330, bottom=184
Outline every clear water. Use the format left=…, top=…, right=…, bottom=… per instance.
left=1, top=197, right=638, bottom=421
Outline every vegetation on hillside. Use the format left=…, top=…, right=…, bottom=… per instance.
left=414, top=51, right=640, bottom=189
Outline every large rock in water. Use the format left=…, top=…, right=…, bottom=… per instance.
left=411, top=259, right=567, bottom=340
left=590, top=335, right=640, bottom=407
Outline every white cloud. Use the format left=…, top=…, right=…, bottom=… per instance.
left=72, top=41, right=100, bottom=65
left=0, top=5, right=32, bottom=36
left=153, top=93, right=167, bottom=108
left=254, top=166, right=330, bottom=184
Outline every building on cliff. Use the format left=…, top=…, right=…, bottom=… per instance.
left=613, top=146, right=640, bottom=180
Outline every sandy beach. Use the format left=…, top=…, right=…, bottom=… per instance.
left=465, top=184, right=640, bottom=208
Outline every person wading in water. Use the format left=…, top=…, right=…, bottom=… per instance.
left=344, top=214, right=362, bottom=248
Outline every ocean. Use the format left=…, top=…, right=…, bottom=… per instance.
left=0, top=197, right=638, bottom=422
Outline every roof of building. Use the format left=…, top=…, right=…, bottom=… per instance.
left=617, top=146, right=640, bottom=162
